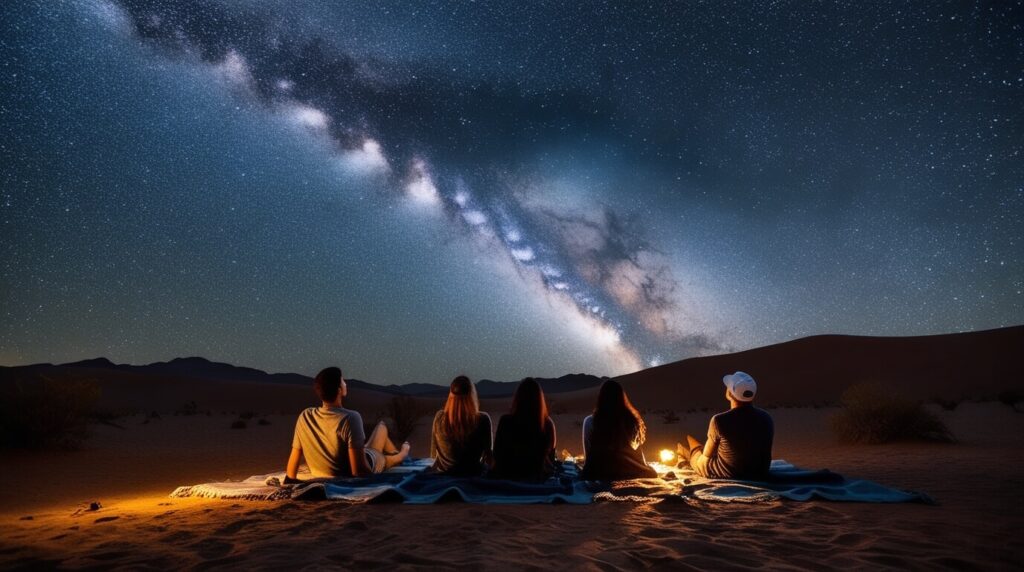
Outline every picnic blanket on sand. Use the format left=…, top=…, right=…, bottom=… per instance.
left=170, top=458, right=932, bottom=504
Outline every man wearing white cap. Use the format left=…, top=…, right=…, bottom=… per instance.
left=679, top=371, right=774, bottom=479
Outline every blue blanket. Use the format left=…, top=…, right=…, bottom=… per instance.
left=170, top=458, right=932, bottom=504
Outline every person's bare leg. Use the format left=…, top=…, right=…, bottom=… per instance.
left=366, top=421, right=390, bottom=452
left=382, top=442, right=411, bottom=470
left=367, top=421, right=410, bottom=467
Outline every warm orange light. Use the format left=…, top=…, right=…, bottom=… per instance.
left=659, top=449, right=675, bottom=463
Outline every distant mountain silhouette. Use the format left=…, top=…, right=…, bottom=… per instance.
left=12, top=357, right=604, bottom=398
left=4, top=326, right=1020, bottom=411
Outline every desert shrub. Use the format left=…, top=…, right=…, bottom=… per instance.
left=230, top=420, right=247, bottom=429
left=0, top=376, right=100, bottom=450
left=238, top=411, right=256, bottom=420
left=831, top=383, right=953, bottom=444
left=997, top=390, right=1021, bottom=409
left=176, top=401, right=199, bottom=416
left=385, top=395, right=424, bottom=443
left=931, top=397, right=960, bottom=412
left=662, top=410, right=680, bottom=424
left=257, top=418, right=271, bottom=426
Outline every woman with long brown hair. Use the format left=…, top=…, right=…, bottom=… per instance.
left=579, top=379, right=656, bottom=479
left=490, top=378, right=557, bottom=481
left=429, top=375, right=493, bottom=476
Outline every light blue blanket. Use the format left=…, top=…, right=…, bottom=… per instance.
left=170, top=458, right=932, bottom=504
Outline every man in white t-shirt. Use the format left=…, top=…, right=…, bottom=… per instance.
left=285, top=367, right=410, bottom=481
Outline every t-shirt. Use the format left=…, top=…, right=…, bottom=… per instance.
left=703, top=405, right=774, bottom=479
left=429, top=411, right=492, bottom=476
left=490, top=414, right=556, bottom=481
left=291, top=406, right=366, bottom=478
left=579, top=414, right=656, bottom=480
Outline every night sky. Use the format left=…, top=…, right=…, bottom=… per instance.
left=1, top=1, right=1021, bottom=383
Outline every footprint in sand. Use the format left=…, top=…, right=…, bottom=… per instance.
left=214, top=519, right=259, bottom=535
left=190, top=538, right=233, bottom=560
left=94, top=516, right=120, bottom=524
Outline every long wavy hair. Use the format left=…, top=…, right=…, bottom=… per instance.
left=591, top=379, right=646, bottom=449
left=509, top=377, right=549, bottom=432
left=443, top=375, right=480, bottom=442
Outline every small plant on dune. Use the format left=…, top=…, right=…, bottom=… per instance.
left=238, top=411, right=256, bottom=420
left=997, top=390, right=1021, bottom=411
left=661, top=410, right=680, bottom=424
left=0, top=375, right=100, bottom=450
left=384, top=395, right=424, bottom=443
left=230, top=419, right=247, bottom=429
left=830, top=383, right=953, bottom=444
left=176, top=401, right=199, bottom=416
left=931, top=397, right=960, bottom=412
left=257, top=418, right=271, bottom=426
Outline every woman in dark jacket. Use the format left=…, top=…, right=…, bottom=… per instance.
left=490, top=378, right=557, bottom=481
left=579, top=379, right=656, bottom=480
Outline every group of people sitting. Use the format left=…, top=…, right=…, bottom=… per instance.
left=285, top=367, right=774, bottom=483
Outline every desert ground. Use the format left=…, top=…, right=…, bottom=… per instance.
left=2, top=400, right=1022, bottom=570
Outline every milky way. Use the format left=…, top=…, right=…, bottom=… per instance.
left=1, top=1, right=1021, bottom=382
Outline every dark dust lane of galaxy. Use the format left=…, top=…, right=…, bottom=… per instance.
left=95, top=0, right=731, bottom=372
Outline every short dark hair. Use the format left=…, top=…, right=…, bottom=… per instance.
left=314, top=367, right=343, bottom=403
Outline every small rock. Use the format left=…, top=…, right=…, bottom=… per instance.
left=20, top=515, right=33, bottom=521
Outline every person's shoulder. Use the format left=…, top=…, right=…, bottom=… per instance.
left=753, top=405, right=774, bottom=421
left=432, top=410, right=444, bottom=424
left=478, top=412, right=492, bottom=425
left=340, top=407, right=363, bottom=422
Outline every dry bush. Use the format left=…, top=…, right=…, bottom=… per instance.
left=831, top=383, right=953, bottom=444
left=662, top=410, right=680, bottom=424
left=997, top=390, right=1021, bottom=410
left=0, top=376, right=100, bottom=450
left=384, top=395, right=425, bottom=443
left=230, top=419, right=247, bottom=429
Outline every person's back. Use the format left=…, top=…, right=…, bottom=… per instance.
left=579, top=380, right=657, bottom=480
left=683, top=371, right=775, bottom=480
left=430, top=410, right=492, bottom=476
left=491, top=414, right=556, bottom=481
left=292, top=405, right=365, bottom=478
left=703, top=405, right=773, bottom=479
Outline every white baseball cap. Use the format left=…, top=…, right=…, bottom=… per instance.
left=723, top=371, right=757, bottom=402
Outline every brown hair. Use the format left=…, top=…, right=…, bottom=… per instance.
left=510, top=377, right=549, bottom=432
left=591, top=379, right=646, bottom=449
left=443, top=375, right=480, bottom=442
left=314, top=367, right=343, bottom=403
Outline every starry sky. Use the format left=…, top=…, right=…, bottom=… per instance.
left=1, top=1, right=1021, bottom=383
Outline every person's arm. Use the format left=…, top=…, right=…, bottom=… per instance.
left=491, top=416, right=507, bottom=469
left=343, top=413, right=373, bottom=477
left=702, top=418, right=720, bottom=459
left=286, top=446, right=302, bottom=480
left=547, top=417, right=557, bottom=452
left=348, top=446, right=373, bottom=477
left=429, top=411, right=440, bottom=460
left=581, top=415, right=592, bottom=457
left=480, top=413, right=494, bottom=466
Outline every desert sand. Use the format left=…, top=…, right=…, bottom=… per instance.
left=2, top=400, right=1022, bottom=570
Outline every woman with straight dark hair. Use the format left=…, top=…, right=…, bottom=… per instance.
left=490, top=378, right=557, bottom=481
left=429, top=375, right=493, bottom=476
left=579, top=379, right=657, bottom=479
